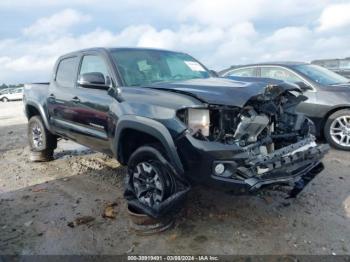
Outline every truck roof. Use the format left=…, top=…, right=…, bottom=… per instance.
left=59, top=47, right=184, bottom=58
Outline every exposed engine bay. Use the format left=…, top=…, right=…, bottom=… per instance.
left=178, top=84, right=311, bottom=147
left=176, top=83, right=327, bottom=181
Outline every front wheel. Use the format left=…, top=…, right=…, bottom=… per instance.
left=324, top=109, right=350, bottom=151
left=1, top=97, right=9, bottom=102
left=127, top=145, right=176, bottom=209
left=28, top=115, right=57, bottom=161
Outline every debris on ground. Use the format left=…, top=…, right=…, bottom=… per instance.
left=169, top=233, right=177, bottom=241
left=126, top=244, right=135, bottom=254
left=24, top=220, right=33, bottom=227
left=102, top=202, right=118, bottom=219
left=32, top=188, right=47, bottom=193
left=262, top=195, right=273, bottom=204
left=67, top=216, right=95, bottom=228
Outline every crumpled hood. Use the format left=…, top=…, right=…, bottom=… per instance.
left=144, top=77, right=301, bottom=107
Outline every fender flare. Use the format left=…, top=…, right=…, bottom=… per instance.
left=113, top=115, right=184, bottom=176
left=25, top=100, right=53, bottom=133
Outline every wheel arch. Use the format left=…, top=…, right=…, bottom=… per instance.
left=113, top=115, right=184, bottom=176
left=25, top=101, right=53, bottom=132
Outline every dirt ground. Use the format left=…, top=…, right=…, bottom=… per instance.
left=0, top=101, right=349, bottom=255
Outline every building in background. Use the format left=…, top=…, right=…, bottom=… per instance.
left=312, top=58, right=350, bottom=79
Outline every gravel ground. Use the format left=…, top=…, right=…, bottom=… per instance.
left=0, top=101, right=349, bottom=255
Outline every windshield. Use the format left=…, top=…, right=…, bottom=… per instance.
left=111, top=49, right=210, bottom=86
left=293, top=64, right=349, bottom=85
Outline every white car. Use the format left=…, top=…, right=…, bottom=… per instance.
left=0, top=88, right=23, bottom=102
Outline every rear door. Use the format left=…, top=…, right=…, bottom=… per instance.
left=47, top=55, right=80, bottom=141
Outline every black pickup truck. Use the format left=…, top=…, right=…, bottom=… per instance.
left=24, top=47, right=329, bottom=217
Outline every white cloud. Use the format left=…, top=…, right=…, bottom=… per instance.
left=0, top=0, right=97, bottom=8
left=180, top=0, right=260, bottom=26
left=22, top=9, right=91, bottom=37
left=4, top=55, right=54, bottom=71
left=180, top=0, right=332, bottom=26
left=317, top=3, right=350, bottom=31
left=1, top=1, right=350, bottom=84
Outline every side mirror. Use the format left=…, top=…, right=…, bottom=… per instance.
left=77, top=72, right=110, bottom=90
left=295, top=81, right=313, bottom=91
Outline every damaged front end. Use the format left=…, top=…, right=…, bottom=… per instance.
left=125, top=81, right=329, bottom=218
left=176, top=82, right=329, bottom=196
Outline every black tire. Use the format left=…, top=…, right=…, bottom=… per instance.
left=324, top=109, right=350, bottom=151
left=28, top=115, right=57, bottom=161
left=2, top=97, right=9, bottom=102
left=127, top=145, right=176, bottom=208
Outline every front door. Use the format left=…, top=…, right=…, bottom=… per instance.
left=71, top=53, right=115, bottom=154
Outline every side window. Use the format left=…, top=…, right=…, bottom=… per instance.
left=339, top=59, right=350, bottom=70
left=261, top=67, right=302, bottom=83
left=227, top=68, right=255, bottom=77
left=79, top=55, right=110, bottom=84
left=56, top=57, right=79, bottom=87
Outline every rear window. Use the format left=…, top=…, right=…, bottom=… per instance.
left=56, top=57, right=79, bottom=87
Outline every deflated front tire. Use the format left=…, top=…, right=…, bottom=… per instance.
left=124, top=145, right=190, bottom=218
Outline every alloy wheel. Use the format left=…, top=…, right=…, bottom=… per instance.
left=132, top=161, right=165, bottom=208
left=330, top=115, right=350, bottom=147
left=32, top=123, right=43, bottom=149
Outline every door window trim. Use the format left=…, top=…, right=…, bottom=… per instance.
left=224, top=65, right=316, bottom=92
left=222, top=66, right=259, bottom=77
left=54, top=55, right=79, bottom=89
left=258, top=65, right=316, bottom=92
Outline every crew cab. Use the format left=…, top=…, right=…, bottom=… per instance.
left=24, top=48, right=328, bottom=217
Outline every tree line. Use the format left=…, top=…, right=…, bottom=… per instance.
left=0, top=83, right=24, bottom=90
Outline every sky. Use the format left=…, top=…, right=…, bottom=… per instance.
left=0, top=0, right=350, bottom=84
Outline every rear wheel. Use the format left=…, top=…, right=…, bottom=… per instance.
left=324, top=109, right=350, bottom=151
left=28, top=115, right=57, bottom=161
left=1, top=97, right=9, bottom=102
left=127, top=145, right=176, bottom=208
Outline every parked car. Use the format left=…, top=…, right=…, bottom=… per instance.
left=312, top=58, right=350, bottom=79
left=220, top=62, right=350, bottom=150
left=23, top=48, right=328, bottom=218
left=0, top=87, right=23, bottom=102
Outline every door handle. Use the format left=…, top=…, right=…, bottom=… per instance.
left=72, top=96, right=80, bottom=103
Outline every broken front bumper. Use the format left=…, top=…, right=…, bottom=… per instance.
left=176, top=133, right=329, bottom=197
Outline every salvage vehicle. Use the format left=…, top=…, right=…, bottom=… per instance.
left=220, top=62, right=350, bottom=150
left=24, top=48, right=328, bottom=217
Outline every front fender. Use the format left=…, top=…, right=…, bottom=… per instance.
left=113, top=115, right=184, bottom=176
